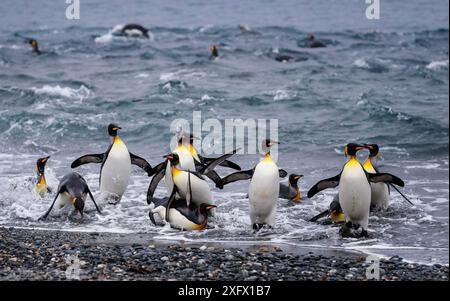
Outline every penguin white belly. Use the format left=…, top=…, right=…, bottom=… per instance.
left=173, top=171, right=213, bottom=207
left=370, top=182, right=389, bottom=209
left=152, top=206, right=204, bottom=230
left=164, top=161, right=175, bottom=195
left=248, top=161, right=279, bottom=226
left=100, top=141, right=131, bottom=200
left=174, top=147, right=195, bottom=171
left=339, top=163, right=371, bottom=230
left=56, top=192, right=73, bottom=210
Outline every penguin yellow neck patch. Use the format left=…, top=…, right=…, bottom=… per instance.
left=188, top=144, right=201, bottom=162
left=345, top=156, right=360, bottom=167
left=262, top=153, right=273, bottom=163
left=114, top=136, right=124, bottom=145
left=172, top=166, right=181, bottom=177
left=363, top=158, right=376, bottom=173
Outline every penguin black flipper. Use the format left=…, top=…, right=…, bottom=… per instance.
left=40, top=187, right=64, bottom=220
left=47, top=187, right=53, bottom=194
left=165, top=186, right=179, bottom=222
left=199, top=155, right=241, bottom=171
left=279, top=183, right=296, bottom=200
left=85, top=186, right=102, bottom=214
left=221, top=169, right=254, bottom=187
left=310, top=209, right=331, bottom=222
left=130, top=153, right=154, bottom=176
left=71, top=154, right=104, bottom=168
left=367, top=173, right=404, bottom=187
left=205, top=170, right=224, bottom=189
left=198, top=149, right=239, bottom=175
left=279, top=169, right=288, bottom=178
left=147, top=162, right=167, bottom=204
left=307, top=174, right=341, bottom=198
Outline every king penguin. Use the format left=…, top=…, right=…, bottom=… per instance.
left=149, top=186, right=216, bottom=230
left=279, top=174, right=303, bottom=203
left=309, top=194, right=345, bottom=223
left=71, top=124, right=154, bottom=203
left=307, top=143, right=405, bottom=237
left=363, top=144, right=390, bottom=210
left=220, top=139, right=288, bottom=230
left=41, top=172, right=101, bottom=219
left=35, top=156, right=51, bottom=197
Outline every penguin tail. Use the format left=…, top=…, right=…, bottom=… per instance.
left=310, top=209, right=330, bottom=222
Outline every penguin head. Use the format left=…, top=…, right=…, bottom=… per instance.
left=108, top=124, right=122, bottom=137
left=199, top=203, right=217, bottom=215
left=364, top=144, right=380, bottom=157
left=29, top=39, right=39, bottom=52
left=344, top=143, right=365, bottom=157
left=307, top=33, right=315, bottom=41
left=288, top=174, right=303, bottom=187
left=164, top=153, right=180, bottom=166
left=177, top=132, right=197, bottom=146
left=36, top=156, right=50, bottom=174
left=261, top=139, right=279, bottom=154
left=72, top=196, right=85, bottom=217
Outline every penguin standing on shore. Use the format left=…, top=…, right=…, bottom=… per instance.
left=307, top=143, right=405, bottom=237
left=41, top=172, right=101, bottom=219
left=71, top=124, right=153, bottom=203
left=220, top=139, right=287, bottom=230
left=279, top=174, right=303, bottom=203
left=35, top=156, right=51, bottom=197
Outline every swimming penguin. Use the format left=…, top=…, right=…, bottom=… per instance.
left=35, top=156, right=51, bottom=197
left=71, top=124, right=154, bottom=203
left=28, top=39, right=41, bottom=54
left=220, top=139, right=288, bottom=230
left=120, top=24, right=150, bottom=38
left=307, top=143, right=405, bottom=237
left=279, top=174, right=303, bottom=203
left=306, top=33, right=326, bottom=48
left=275, top=54, right=294, bottom=63
left=41, top=172, right=101, bottom=219
left=210, top=45, right=219, bottom=60
left=309, top=194, right=345, bottom=223
left=149, top=186, right=216, bottom=230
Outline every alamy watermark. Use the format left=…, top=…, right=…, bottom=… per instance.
left=65, top=253, right=81, bottom=280
left=170, top=111, right=279, bottom=161
left=365, top=255, right=380, bottom=280
left=65, top=0, right=80, bottom=20
left=366, top=0, right=380, bottom=20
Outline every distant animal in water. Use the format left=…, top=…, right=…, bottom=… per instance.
left=40, top=172, right=101, bottom=219
left=28, top=39, right=41, bottom=54
left=306, top=33, right=326, bottom=48
left=117, top=24, right=151, bottom=38
left=275, top=54, right=294, bottom=63
left=210, top=45, right=219, bottom=60
left=35, top=156, right=52, bottom=197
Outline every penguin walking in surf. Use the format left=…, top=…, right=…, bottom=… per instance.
left=149, top=186, right=216, bottom=230
left=307, top=143, right=405, bottom=237
left=28, top=39, right=42, bottom=54
left=71, top=124, right=154, bottom=203
left=220, top=139, right=288, bottom=230
left=40, top=172, right=101, bottom=219
left=35, top=156, right=52, bottom=197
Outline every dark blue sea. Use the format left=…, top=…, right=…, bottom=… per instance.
left=0, top=0, right=448, bottom=264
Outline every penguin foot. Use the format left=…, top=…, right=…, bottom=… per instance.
left=339, top=224, right=353, bottom=237
left=252, top=223, right=272, bottom=231
left=360, top=230, right=369, bottom=238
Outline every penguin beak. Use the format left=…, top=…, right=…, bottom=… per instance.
left=163, top=154, right=173, bottom=161
left=294, top=175, right=303, bottom=180
left=206, top=205, right=216, bottom=211
left=42, top=156, right=50, bottom=163
left=112, top=127, right=121, bottom=131
left=269, top=141, right=280, bottom=147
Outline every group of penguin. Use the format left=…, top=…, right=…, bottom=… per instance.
left=35, top=123, right=410, bottom=238
left=26, top=23, right=326, bottom=63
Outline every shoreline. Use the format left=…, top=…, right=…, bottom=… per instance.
left=0, top=227, right=447, bottom=281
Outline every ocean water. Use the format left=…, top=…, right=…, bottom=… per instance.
left=0, top=0, right=448, bottom=265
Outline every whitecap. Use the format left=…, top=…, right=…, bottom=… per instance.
left=426, top=59, right=449, bottom=70
left=31, top=85, right=91, bottom=101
